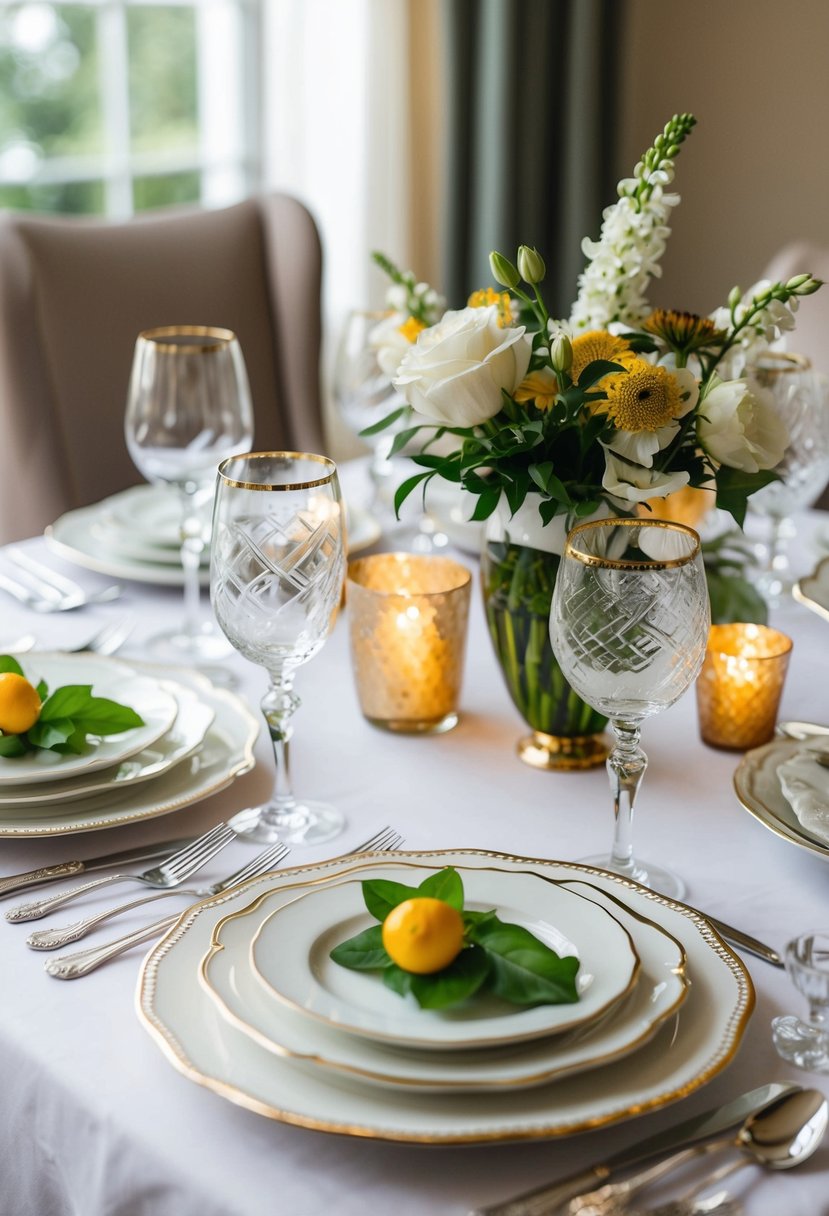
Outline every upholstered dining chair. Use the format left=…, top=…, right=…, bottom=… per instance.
left=0, top=193, right=324, bottom=543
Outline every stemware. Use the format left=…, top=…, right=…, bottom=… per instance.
left=124, top=325, right=254, bottom=660
left=550, top=518, right=710, bottom=898
left=210, top=452, right=346, bottom=845
left=772, top=931, right=829, bottom=1071
left=747, top=353, right=829, bottom=602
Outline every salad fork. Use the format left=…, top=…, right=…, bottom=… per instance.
left=0, top=549, right=121, bottom=612
left=43, top=824, right=405, bottom=979
left=5, top=823, right=236, bottom=922
left=27, top=842, right=292, bottom=950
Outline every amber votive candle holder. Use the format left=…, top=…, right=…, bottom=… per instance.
left=346, top=553, right=472, bottom=734
left=696, top=623, right=793, bottom=750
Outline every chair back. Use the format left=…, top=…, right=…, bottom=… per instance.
left=0, top=193, right=324, bottom=542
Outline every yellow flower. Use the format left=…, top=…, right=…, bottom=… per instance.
left=642, top=309, right=724, bottom=354
left=467, top=287, right=513, bottom=327
left=596, top=358, right=690, bottom=433
left=398, top=316, right=426, bottom=343
left=570, top=331, right=636, bottom=383
left=514, top=368, right=559, bottom=411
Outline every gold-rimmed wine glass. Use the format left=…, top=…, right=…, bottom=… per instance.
left=549, top=518, right=710, bottom=898
left=124, top=325, right=254, bottom=660
left=210, top=452, right=346, bottom=845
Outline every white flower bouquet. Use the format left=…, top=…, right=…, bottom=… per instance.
left=368, top=113, right=821, bottom=532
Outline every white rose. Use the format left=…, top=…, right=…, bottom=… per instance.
left=602, top=450, right=691, bottom=504
left=368, top=312, right=412, bottom=379
left=393, top=306, right=531, bottom=427
left=697, top=379, right=788, bottom=473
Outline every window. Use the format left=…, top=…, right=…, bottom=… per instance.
left=0, top=0, right=261, bottom=217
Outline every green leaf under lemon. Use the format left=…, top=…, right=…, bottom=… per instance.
left=330, top=867, right=580, bottom=1012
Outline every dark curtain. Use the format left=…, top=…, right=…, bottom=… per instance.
left=440, top=0, right=623, bottom=316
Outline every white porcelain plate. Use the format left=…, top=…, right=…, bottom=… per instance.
left=0, top=654, right=177, bottom=785
left=0, top=679, right=214, bottom=807
left=794, top=554, right=829, bottom=624
left=200, top=873, right=687, bottom=1092
left=0, top=663, right=258, bottom=836
left=249, top=868, right=639, bottom=1049
left=138, top=849, right=753, bottom=1143
left=734, top=736, right=829, bottom=861
left=46, top=485, right=379, bottom=586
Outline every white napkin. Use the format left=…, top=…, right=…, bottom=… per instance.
left=777, top=748, right=829, bottom=844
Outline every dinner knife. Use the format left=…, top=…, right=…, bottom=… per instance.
left=0, top=837, right=195, bottom=899
left=468, top=1081, right=797, bottom=1216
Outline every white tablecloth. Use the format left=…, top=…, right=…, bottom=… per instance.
left=0, top=485, right=828, bottom=1216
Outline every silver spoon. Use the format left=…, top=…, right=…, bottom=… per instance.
left=565, top=1088, right=827, bottom=1214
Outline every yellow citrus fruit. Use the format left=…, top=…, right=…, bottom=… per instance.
left=382, top=897, right=465, bottom=975
left=0, top=672, right=42, bottom=735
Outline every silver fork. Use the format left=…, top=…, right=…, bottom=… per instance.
left=1, top=549, right=121, bottom=612
left=67, top=617, right=135, bottom=656
left=43, top=824, right=404, bottom=979
left=628, top=1194, right=742, bottom=1216
left=5, top=823, right=236, bottom=923
left=27, top=842, right=292, bottom=950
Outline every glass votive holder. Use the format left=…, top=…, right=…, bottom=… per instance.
left=346, top=553, right=472, bottom=734
left=696, top=622, right=793, bottom=750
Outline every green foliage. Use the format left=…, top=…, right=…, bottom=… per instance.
left=330, top=867, right=581, bottom=1011
left=702, top=533, right=768, bottom=625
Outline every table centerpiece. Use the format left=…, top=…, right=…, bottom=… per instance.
left=367, top=113, right=822, bottom=769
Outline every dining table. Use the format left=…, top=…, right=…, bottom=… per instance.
left=0, top=461, right=827, bottom=1216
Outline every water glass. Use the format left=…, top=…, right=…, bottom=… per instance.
left=772, top=931, right=829, bottom=1072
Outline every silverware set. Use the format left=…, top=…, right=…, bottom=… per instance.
left=0, top=548, right=121, bottom=612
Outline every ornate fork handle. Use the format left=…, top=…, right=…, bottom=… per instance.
left=0, top=862, right=85, bottom=898
left=6, top=873, right=136, bottom=923
left=44, top=914, right=179, bottom=979
left=564, top=1142, right=722, bottom=1215
left=27, top=889, right=188, bottom=950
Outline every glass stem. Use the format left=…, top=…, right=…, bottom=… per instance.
left=607, top=718, right=647, bottom=877
left=260, top=674, right=304, bottom=828
left=808, top=1000, right=828, bottom=1029
left=178, top=485, right=206, bottom=640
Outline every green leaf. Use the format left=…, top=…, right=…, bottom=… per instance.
left=359, top=405, right=410, bottom=437
left=469, top=487, right=502, bottom=521
left=0, top=655, right=24, bottom=676
left=69, top=697, right=145, bottom=733
left=707, top=571, right=768, bottom=625
left=361, top=878, right=421, bottom=922
left=388, top=425, right=426, bottom=459
left=577, top=359, right=626, bottom=389
left=38, top=685, right=94, bottom=721
left=328, top=924, right=389, bottom=971
left=36, top=680, right=48, bottom=700
left=469, top=916, right=581, bottom=1005
left=383, top=964, right=414, bottom=998
left=715, top=466, right=779, bottom=530
left=409, top=945, right=490, bottom=1009
left=0, top=734, right=28, bottom=756
left=394, top=470, right=433, bottom=516
left=26, top=717, right=76, bottom=750
left=417, top=867, right=464, bottom=910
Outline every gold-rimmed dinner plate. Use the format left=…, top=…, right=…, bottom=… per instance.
left=733, top=736, right=829, bottom=861
left=0, top=679, right=214, bottom=807
left=137, top=849, right=753, bottom=1143
left=0, top=664, right=258, bottom=836
left=248, top=868, right=639, bottom=1050
left=198, top=873, right=687, bottom=1093
left=0, top=654, right=178, bottom=786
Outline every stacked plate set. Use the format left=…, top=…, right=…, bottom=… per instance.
left=0, top=653, right=258, bottom=837
left=45, top=484, right=380, bottom=587
left=138, top=849, right=755, bottom=1143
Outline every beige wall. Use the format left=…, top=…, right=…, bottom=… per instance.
left=617, top=0, right=829, bottom=315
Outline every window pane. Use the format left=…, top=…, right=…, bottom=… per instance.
left=0, top=4, right=102, bottom=168
left=128, top=6, right=197, bottom=155
left=0, top=177, right=103, bottom=213
left=133, top=168, right=200, bottom=212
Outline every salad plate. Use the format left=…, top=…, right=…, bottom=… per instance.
left=200, top=873, right=687, bottom=1092
left=0, top=654, right=178, bottom=785
left=734, top=736, right=829, bottom=862
left=138, top=849, right=753, bottom=1143
left=0, top=679, right=214, bottom=807
left=46, top=487, right=380, bottom=587
left=249, top=868, right=639, bottom=1049
left=0, top=664, right=258, bottom=836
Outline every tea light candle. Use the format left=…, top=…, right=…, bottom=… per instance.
left=346, top=553, right=472, bottom=733
left=696, top=623, right=793, bottom=750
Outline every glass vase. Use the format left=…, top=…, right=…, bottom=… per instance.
left=481, top=499, right=611, bottom=770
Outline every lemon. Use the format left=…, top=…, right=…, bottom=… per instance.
left=0, top=672, right=42, bottom=735
left=382, top=897, right=465, bottom=974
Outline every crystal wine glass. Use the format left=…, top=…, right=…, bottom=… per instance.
left=772, top=931, right=829, bottom=1072
left=550, top=518, right=710, bottom=898
left=747, top=353, right=829, bottom=602
left=210, top=452, right=346, bottom=845
left=125, top=325, right=254, bottom=660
